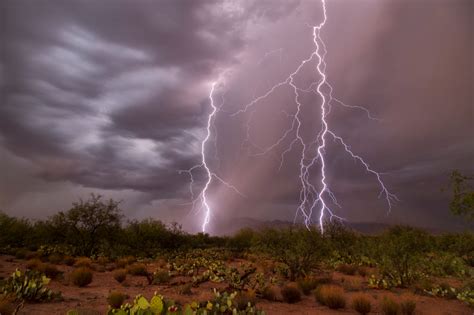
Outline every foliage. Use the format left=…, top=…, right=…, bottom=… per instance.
left=280, top=285, right=301, bottom=304
left=449, top=170, right=474, bottom=221
left=377, top=226, right=430, bottom=287
left=0, top=269, right=57, bottom=303
left=351, top=295, right=371, bottom=315
left=71, top=268, right=93, bottom=287
left=256, top=227, right=327, bottom=280
left=314, top=285, right=346, bottom=309
left=49, top=194, right=123, bottom=257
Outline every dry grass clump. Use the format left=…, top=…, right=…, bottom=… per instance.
left=0, top=294, right=16, bottom=315
left=152, top=269, right=170, bottom=284
left=41, top=263, right=62, bottom=279
left=25, top=258, right=43, bottom=270
left=352, top=294, right=372, bottom=315
left=113, top=269, right=127, bottom=283
left=74, top=257, right=93, bottom=269
left=281, top=285, right=302, bottom=304
left=178, top=283, right=193, bottom=295
left=107, top=291, right=127, bottom=309
left=314, top=285, right=346, bottom=309
left=71, top=267, right=93, bottom=287
left=261, top=286, right=278, bottom=301
left=381, top=297, right=400, bottom=315
left=127, top=263, right=148, bottom=276
left=14, top=249, right=29, bottom=260
left=116, top=256, right=136, bottom=268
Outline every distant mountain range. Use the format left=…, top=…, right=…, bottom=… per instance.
left=213, top=217, right=447, bottom=235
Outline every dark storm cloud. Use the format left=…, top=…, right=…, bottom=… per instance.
left=0, top=0, right=472, bottom=232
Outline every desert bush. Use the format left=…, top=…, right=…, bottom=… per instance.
left=113, top=269, right=127, bottom=283
left=257, top=227, right=327, bottom=280
left=352, top=295, right=372, bottom=315
left=227, top=228, right=256, bottom=255
left=381, top=297, right=400, bottom=315
left=127, top=263, right=148, bottom=276
left=71, top=268, right=93, bottom=287
left=400, top=300, right=416, bottom=315
left=48, top=194, right=123, bottom=257
left=377, top=226, right=430, bottom=287
left=152, top=269, right=170, bottom=284
left=297, top=276, right=320, bottom=295
left=315, top=285, right=346, bottom=309
left=336, top=263, right=357, bottom=275
left=74, top=257, right=92, bottom=269
left=107, top=291, right=126, bottom=309
left=281, top=285, right=301, bottom=304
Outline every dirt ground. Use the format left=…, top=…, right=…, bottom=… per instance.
left=0, top=255, right=471, bottom=315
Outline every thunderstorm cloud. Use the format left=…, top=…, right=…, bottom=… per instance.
left=0, top=0, right=472, bottom=233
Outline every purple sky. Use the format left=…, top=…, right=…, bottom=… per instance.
left=1, top=0, right=472, bottom=233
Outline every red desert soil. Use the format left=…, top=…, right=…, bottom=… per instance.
left=0, top=256, right=471, bottom=315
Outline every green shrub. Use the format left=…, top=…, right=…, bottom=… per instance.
left=352, top=295, right=371, bottom=315
left=107, top=291, right=126, bottom=309
left=400, top=300, right=416, bottom=315
left=281, top=285, right=301, bottom=304
left=297, top=276, right=320, bottom=295
left=71, top=268, right=93, bottom=287
left=257, top=227, right=327, bottom=280
left=113, top=269, right=127, bottom=283
left=315, top=285, right=346, bottom=309
left=381, top=297, right=400, bottom=315
left=127, top=263, right=148, bottom=276
left=336, top=264, right=357, bottom=275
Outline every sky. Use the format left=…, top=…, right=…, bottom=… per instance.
left=0, top=0, right=472, bottom=233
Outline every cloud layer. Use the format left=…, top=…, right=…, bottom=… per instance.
left=1, top=0, right=472, bottom=232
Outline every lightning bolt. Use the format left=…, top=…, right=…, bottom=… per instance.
left=180, top=82, right=245, bottom=233
left=233, top=0, right=397, bottom=233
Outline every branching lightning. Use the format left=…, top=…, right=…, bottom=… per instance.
left=184, top=0, right=397, bottom=233
left=180, top=82, right=245, bottom=233
left=233, top=0, right=397, bottom=233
